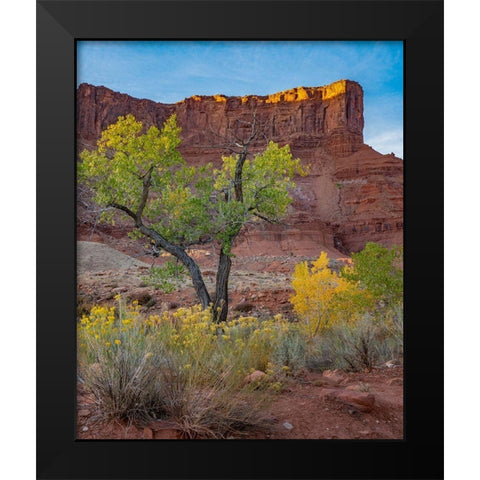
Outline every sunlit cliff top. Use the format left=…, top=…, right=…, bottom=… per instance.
left=177, top=79, right=361, bottom=105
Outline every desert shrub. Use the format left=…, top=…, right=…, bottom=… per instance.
left=271, top=326, right=307, bottom=373
left=327, top=315, right=384, bottom=371
left=77, top=301, right=166, bottom=421
left=290, top=251, right=373, bottom=336
left=291, top=244, right=403, bottom=371
left=78, top=300, right=308, bottom=437
left=306, top=311, right=403, bottom=372
left=76, top=293, right=95, bottom=317
left=153, top=351, right=268, bottom=438
left=142, top=258, right=187, bottom=293
left=374, top=303, right=404, bottom=362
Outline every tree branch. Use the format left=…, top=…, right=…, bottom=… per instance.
left=233, top=116, right=259, bottom=203
left=251, top=212, right=281, bottom=224
left=136, top=166, right=153, bottom=219
left=108, top=202, right=138, bottom=223
left=136, top=222, right=212, bottom=308
left=105, top=201, right=212, bottom=308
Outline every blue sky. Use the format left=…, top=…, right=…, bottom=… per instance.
left=77, top=41, right=403, bottom=158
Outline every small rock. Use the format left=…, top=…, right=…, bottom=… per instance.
left=143, top=427, right=154, bottom=439
left=245, top=370, right=267, bottom=383
left=127, top=288, right=153, bottom=305
left=337, top=391, right=375, bottom=413
left=150, top=420, right=182, bottom=439
left=234, top=301, right=254, bottom=313
left=323, top=369, right=347, bottom=384
left=283, top=422, right=293, bottom=430
left=319, top=388, right=340, bottom=402
left=82, top=426, right=88, bottom=432
left=312, top=377, right=340, bottom=387
left=345, top=384, right=362, bottom=391
left=387, top=377, right=403, bottom=386
left=112, top=286, right=128, bottom=294
left=265, top=261, right=282, bottom=272
left=385, top=359, right=401, bottom=368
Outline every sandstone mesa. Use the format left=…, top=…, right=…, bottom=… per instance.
left=77, top=79, right=403, bottom=255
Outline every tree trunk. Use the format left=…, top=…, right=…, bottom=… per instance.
left=108, top=202, right=213, bottom=309
left=212, top=141, right=252, bottom=323
left=212, top=249, right=232, bottom=323
left=137, top=224, right=212, bottom=309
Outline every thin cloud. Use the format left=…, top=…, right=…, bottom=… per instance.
left=365, top=128, right=404, bottom=159
left=77, top=41, right=403, bottom=154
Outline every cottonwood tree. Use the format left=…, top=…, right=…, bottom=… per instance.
left=79, top=114, right=308, bottom=322
left=341, top=242, right=403, bottom=309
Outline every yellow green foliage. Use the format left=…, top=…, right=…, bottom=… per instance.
left=341, top=242, right=403, bottom=308
left=290, top=252, right=373, bottom=336
left=77, top=299, right=308, bottom=429
left=78, top=115, right=309, bottom=253
left=79, top=301, right=304, bottom=379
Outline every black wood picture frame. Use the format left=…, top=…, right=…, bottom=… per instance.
left=37, top=1, right=444, bottom=479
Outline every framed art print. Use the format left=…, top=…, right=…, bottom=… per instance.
left=37, top=1, right=444, bottom=479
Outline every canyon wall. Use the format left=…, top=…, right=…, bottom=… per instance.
left=77, top=80, right=403, bottom=255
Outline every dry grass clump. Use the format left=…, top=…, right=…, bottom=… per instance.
left=305, top=309, right=403, bottom=372
left=77, top=299, right=307, bottom=437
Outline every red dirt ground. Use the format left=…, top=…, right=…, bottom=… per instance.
left=77, top=366, right=403, bottom=440
left=76, top=240, right=403, bottom=440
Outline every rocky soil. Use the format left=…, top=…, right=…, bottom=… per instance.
left=77, top=239, right=350, bottom=319
left=77, top=240, right=403, bottom=440
left=77, top=366, right=403, bottom=440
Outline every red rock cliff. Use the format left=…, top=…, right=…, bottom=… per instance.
left=77, top=80, right=402, bottom=255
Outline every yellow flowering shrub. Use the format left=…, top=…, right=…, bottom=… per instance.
left=77, top=298, right=308, bottom=434
left=144, top=305, right=304, bottom=380
left=290, top=251, right=374, bottom=336
left=77, top=299, right=166, bottom=421
left=78, top=300, right=144, bottom=363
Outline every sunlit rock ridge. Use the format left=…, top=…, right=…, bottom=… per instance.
left=77, top=80, right=403, bottom=254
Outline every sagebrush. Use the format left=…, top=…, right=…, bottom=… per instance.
left=78, top=300, right=307, bottom=437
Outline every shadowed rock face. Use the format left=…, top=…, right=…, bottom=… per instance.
left=77, top=80, right=403, bottom=255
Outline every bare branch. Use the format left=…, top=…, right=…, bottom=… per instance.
left=251, top=212, right=280, bottom=224
left=246, top=206, right=291, bottom=226
left=108, top=202, right=138, bottom=223
left=177, top=235, right=215, bottom=249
